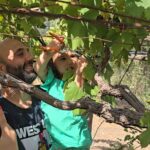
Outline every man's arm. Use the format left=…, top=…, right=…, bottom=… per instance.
left=0, top=106, right=18, bottom=150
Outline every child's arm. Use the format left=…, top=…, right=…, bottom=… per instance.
left=34, top=50, right=53, bottom=82
left=34, top=36, right=64, bottom=82
left=75, top=56, right=87, bottom=87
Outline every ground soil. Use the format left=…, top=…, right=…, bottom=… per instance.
left=90, top=115, right=150, bottom=150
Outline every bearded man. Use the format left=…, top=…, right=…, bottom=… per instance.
left=0, top=38, right=52, bottom=150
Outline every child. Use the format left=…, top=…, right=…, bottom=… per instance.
left=34, top=37, right=92, bottom=150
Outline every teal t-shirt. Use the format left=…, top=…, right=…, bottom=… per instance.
left=41, top=69, right=92, bottom=150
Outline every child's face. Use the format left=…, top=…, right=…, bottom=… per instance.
left=52, top=51, right=79, bottom=76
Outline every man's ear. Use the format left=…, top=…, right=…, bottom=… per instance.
left=0, top=63, right=6, bottom=72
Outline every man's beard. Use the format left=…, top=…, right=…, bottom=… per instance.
left=6, top=60, right=37, bottom=84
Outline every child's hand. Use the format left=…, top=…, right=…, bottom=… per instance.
left=76, top=56, right=87, bottom=74
left=41, top=33, right=64, bottom=52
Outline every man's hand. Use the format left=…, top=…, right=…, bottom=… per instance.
left=0, top=106, right=18, bottom=150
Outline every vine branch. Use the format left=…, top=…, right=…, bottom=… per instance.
left=0, top=7, right=149, bottom=30
left=0, top=71, right=146, bottom=128
left=47, top=0, right=150, bottom=24
left=118, top=39, right=144, bottom=85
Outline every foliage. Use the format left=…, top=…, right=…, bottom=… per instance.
left=111, top=60, right=150, bottom=148
left=0, top=0, right=150, bottom=147
left=137, top=112, right=150, bottom=148
left=111, top=61, right=150, bottom=102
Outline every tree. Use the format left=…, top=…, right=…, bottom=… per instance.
left=0, top=0, right=150, bottom=148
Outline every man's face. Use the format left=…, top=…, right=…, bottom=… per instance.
left=1, top=39, right=37, bottom=83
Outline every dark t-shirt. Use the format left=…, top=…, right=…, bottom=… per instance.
left=0, top=96, right=52, bottom=150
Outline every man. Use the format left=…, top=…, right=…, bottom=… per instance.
left=0, top=38, right=52, bottom=150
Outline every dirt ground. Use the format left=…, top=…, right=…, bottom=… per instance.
left=90, top=115, right=150, bottom=150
